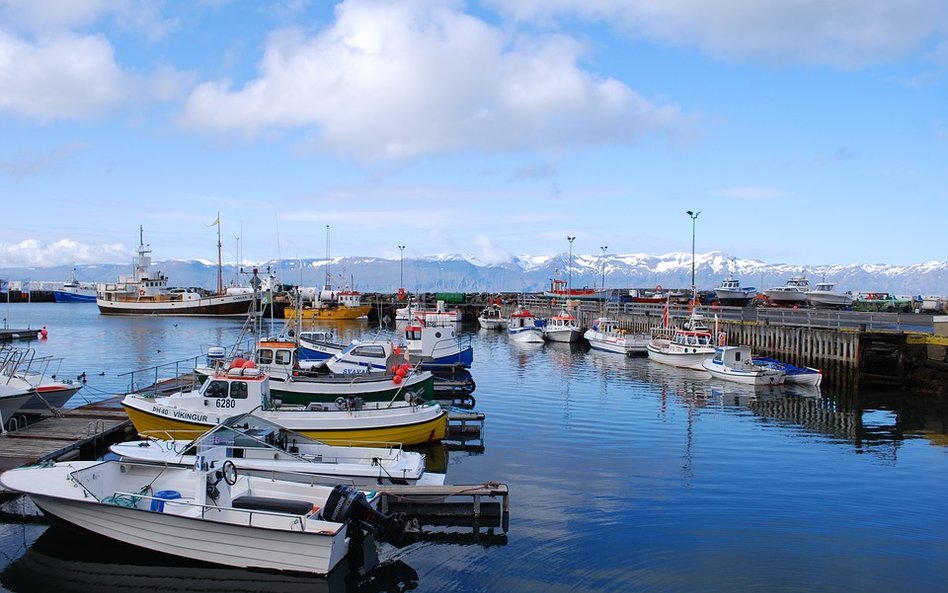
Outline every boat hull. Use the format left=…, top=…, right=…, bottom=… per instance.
left=52, top=291, right=96, bottom=303
left=97, top=294, right=254, bottom=317
left=266, top=373, right=436, bottom=405
left=477, top=318, right=507, bottom=330
left=20, top=385, right=81, bottom=411
left=646, top=344, right=714, bottom=370
left=507, top=328, right=544, bottom=343
left=121, top=399, right=448, bottom=446
left=702, top=361, right=785, bottom=385
left=283, top=306, right=371, bottom=321
left=0, top=463, right=349, bottom=575
left=542, top=328, right=581, bottom=343
left=806, top=293, right=853, bottom=309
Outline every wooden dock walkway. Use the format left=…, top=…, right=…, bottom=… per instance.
left=0, top=401, right=134, bottom=472
left=0, top=328, right=41, bottom=342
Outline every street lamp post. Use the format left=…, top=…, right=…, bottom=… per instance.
left=398, top=245, right=405, bottom=299
left=567, top=236, right=576, bottom=294
left=686, top=210, right=701, bottom=297
left=600, top=245, right=608, bottom=293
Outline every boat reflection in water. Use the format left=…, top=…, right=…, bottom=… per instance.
left=1, top=526, right=419, bottom=593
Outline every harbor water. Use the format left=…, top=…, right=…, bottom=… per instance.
left=1, top=303, right=947, bottom=592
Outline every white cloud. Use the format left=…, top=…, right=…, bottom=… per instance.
left=0, top=0, right=177, bottom=40
left=178, top=0, right=688, bottom=159
left=487, top=0, right=948, bottom=68
left=0, top=239, right=128, bottom=267
left=0, top=31, right=127, bottom=120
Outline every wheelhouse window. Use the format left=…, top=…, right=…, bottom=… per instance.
left=230, top=381, right=249, bottom=399
left=276, top=349, right=294, bottom=365
left=204, top=380, right=228, bottom=398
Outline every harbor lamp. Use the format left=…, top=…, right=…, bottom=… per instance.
left=567, top=236, right=576, bottom=293
left=600, top=246, right=608, bottom=293
left=398, top=245, right=405, bottom=290
left=686, top=210, right=701, bottom=296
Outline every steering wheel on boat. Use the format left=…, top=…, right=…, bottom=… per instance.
left=221, top=460, right=238, bottom=486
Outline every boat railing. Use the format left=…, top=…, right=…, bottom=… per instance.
left=119, top=338, right=259, bottom=394
left=579, top=301, right=935, bottom=333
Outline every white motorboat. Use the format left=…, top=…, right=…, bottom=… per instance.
left=0, top=458, right=416, bottom=575
left=806, top=282, right=853, bottom=309
left=506, top=308, right=544, bottom=343
left=702, top=345, right=786, bottom=385
left=121, top=365, right=448, bottom=446
left=477, top=304, right=507, bottom=330
left=764, top=273, right=811, bottom=306
left=0, top=347, right=82, bottom=411
left=111, top=413, right=445, bottom=486
left=646, top=313, right=719, bottom=370
left=713, top=275, right=757, bottom=306
left=583, top=317, right=648, bottom=356
left=542, top=309, right=582, bottom=343
left=0, top=382, right=35, bottom=431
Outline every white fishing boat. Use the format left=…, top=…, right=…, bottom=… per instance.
left=395, top=300, right=462, bottom=324
left=701, top=345, right=786, bottom=385
left=305, top=321, right=473, bottom=375
left=583, top=317, right=648, bottom=356
left=296, top=330, right=348, bottom=363
left=96, top=225, right=254, bottom=317
left=506, top=308, right=544, bottom=343
left=646, top=312, right=719, bottom=370
left=542, top=309, right=582, bottom=343
left=0, top=456, right=416, bottom=576
left=764, top=273, right=811, bottom=306
left=122, top=365, right=447, bottom=446
left=806, top=282, right=853, bottom=309
left=713, top=275, right=756, bottom=306
left=111, top=413, right=445, bottom=486
left=477, top=303, right=507, bottom=330
left=242, top=339, right=437, bottom=404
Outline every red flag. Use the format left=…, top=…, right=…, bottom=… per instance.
left=662, top=298, right=669, bottom=328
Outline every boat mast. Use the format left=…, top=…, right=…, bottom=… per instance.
left=324, top=224, right=331, bottom=291
left=216, top=212, right=223, bottom=295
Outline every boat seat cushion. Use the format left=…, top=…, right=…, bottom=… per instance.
left=231, top=495, right=314, bottom=515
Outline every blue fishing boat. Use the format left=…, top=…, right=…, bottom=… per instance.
left=751, top=356, right=822, bottom=386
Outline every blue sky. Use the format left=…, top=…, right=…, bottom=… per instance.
left=1, top=0, right=946, bottom=270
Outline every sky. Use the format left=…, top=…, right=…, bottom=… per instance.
left=1, top=0, right=946, bottom=271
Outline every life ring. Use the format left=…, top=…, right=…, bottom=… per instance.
left=717, top=332, right=726, bottom=347
left=138, top=289, right=146, bottom=296
left=551, top=298, right=557, bottom=306
left=655, top=284, right=663, bottom=292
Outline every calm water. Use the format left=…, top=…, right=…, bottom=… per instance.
left=1, top=303, right=947, bottom=592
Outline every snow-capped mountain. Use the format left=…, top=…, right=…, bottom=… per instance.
left=3, top=251, right=947, bottom=295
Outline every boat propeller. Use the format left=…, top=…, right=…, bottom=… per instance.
left=322, top=485, right=419, bottom=548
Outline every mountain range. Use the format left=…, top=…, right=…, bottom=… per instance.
left=3, top=251, right=947, bottom=296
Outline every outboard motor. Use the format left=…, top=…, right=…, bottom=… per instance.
left=323, top=485, right=418, bottom=548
